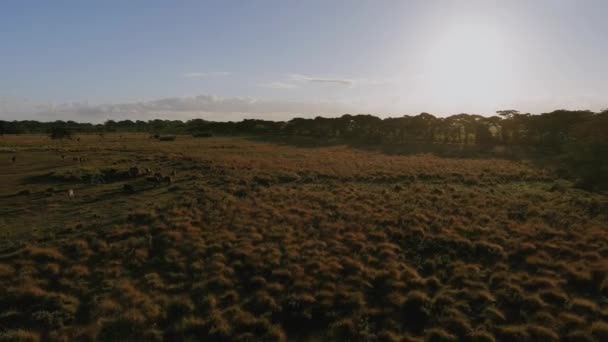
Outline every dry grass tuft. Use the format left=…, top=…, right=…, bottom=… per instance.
left=1, top=135, right=608, bottom=340
left=590, top=321, right=608, bottom=340
left=24, top=245, right=65, bottom=262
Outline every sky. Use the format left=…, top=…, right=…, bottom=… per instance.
left=1, top=0, right=607, bottom=122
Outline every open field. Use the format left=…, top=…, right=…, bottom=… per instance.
left=1, top=134, right=608, bottom=341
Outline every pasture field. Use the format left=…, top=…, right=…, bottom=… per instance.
left=1, top=133, right=608, bottom=341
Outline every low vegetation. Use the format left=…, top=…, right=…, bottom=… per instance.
left=1, top=134, right=607, bottom=340
left=3, top=109, right=608, bottom=190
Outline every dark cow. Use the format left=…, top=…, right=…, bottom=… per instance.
left=128, top=167, right=140, bottom=178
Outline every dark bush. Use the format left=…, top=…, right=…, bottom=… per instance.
left=193, top=131, right=213, bottom=138
left=158, top=136, right=176, bottom=142
left=49, top=126, right=73, bottom=140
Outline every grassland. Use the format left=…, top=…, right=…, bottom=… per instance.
left=1, top=133, right=607, bottom=341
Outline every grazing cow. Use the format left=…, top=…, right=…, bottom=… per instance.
left=68, top=189, right=75, bottom=199
left=11, top=156, right=16, bottom=163
left=128, top=167, right=140, bottom=178
left=146, top=173, right=172, bottom=186
left=147, top=173, right=163, bottom=186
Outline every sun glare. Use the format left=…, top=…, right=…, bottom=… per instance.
left=417, top=17, right=521, bottom=106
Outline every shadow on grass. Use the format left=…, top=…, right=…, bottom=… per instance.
left=250, top=135, right=608, bottom=193
left=248, top=135, right=522, bottom=160
left=22, top=172, right=72, bottom=185
left=249, top=135, right=346, bottom=148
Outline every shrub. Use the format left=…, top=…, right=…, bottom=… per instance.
left=97, top=315, right=149, bottom=341
left=563, top=330, right=594, bottom=342
left=165, top=298, right=195, bottom=323
left=205, top=310, right=231, bottom=339
left=590, top=321, right=608, bottom=340
left=483, top=306, right=506, bottom=323
left=8, top=284, right=49, bottom=306
left=24, top=245, right=65, bottom=262
left=378, top=330, right=402, bottom=342
left=49, top=126, right=73, bottom=140
left=468, top=331, right=496, bottom=342
left=32, top=310, right=70, bottom=330
left=193, top=131, right=213, bottom=138
left=247, top=290, right=280, bottom=314
left=527, top=325, right=559, bottom=341
left=442, top=316, right=472, bottom=338
left=401, top=291, right=430, bottom=333
left=474, top=241, right=506, bottom=260
left=496, top=325, right=529, bottom=342
left=64, top=239, right=92, bottom=260
left=569, top=297, right=599, bottom=315
left=539, top=288, right=568, bottom=306
left=425, top=328, right=457, bottom=342
left=328, top=318, right=357, bottom=341
left=0, top=263, right=15, bottom=277
left=0, top=330, right=40, bottom=342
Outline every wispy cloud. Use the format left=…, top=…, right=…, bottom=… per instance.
left=180, top=71, right=232, bottom=78
left=31, top=95, right=355, bottom=122
left=259, top=82, right=297, bottom=89
left=289, top=74, right=355, bottom=87
left=259, top=74, right=387, bottom=90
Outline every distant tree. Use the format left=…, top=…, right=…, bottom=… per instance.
left=104, top=120, right=117, bottom=132
left=410, top=113, right=438, bottom=142
left=529, top=110, right=593, bottom=151
left=450, top=114, right=482, bottom=144
left=474, top=121, right=495, bottom=146
left=564, top=110, right=608, bottom=189
left=497, top=110, right=527, bottom=144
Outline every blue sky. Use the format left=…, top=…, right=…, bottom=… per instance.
left=1, top=0, right=607, bottom=122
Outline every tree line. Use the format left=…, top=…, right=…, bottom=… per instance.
left=1, top=109, right=607, bottom=189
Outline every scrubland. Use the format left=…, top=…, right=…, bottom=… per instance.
left=1, top=134, right=607, bottom=341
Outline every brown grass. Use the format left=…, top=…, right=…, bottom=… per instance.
left=0, top=134, right=607, bottom=339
